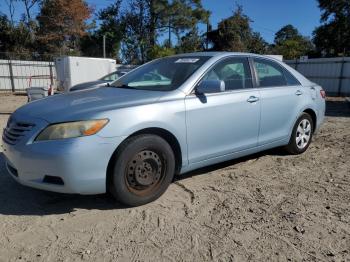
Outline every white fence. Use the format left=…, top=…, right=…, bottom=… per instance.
left=0, top=59, right=55, bottom=92
left=285, top=57, right=350, bottom=96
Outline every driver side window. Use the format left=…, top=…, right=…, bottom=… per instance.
left=203, top=57, right=253, bottom=90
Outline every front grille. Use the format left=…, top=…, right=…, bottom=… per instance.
left=2, top=120, right=35, bottom=145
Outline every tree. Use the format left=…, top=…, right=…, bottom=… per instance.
left=9, top=21, right=35, bottom=56
left=313, top=0, right=350, bottom=56
left=273, top=24, right=313, bottom=59
left=81, top=0, right=124, bottom=59
left=21, top=0, right=40, bottom=25
left=274, top=24, right=299, bottom=45
left=0, top=15, right=13, bottom=53
left=148, top=44, right=176, bottom=59
left=121, top=0, right=209, bottom=64
left=4, top=0, right=16, bottom=25
left=208, top=6, right=251, bottom=51
left=17, top=0, right=41, bottom=43
left=166, top=0, right=210, bottom=46
left=248, top=32, right=269, bottom=54
left=121, top=0, right=151, bottom=63
left=147, top=0, right=168, bottom=47
left=176, top=27, right=204, bottom=53
left=207, top=5, right=268, bottom=54
left=0, top=14, right=35, bottom=58
left=36, top=0, right=92, bottom=55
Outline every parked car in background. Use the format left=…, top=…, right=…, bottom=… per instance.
left=2, top=52, right=326, bottom=207
left=69, top=65, right=138, bottom=92
left=55, top=56, right=117, bottom=93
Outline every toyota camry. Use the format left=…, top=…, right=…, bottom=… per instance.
left=2, top=52, right=326, bottom=206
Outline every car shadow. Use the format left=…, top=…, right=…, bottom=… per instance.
left=0, top=148, right=285, bottom=216
left=176, top=148, right=287, bottom=180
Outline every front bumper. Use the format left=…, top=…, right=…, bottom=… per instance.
left=2, top=115, right=125, bottom=195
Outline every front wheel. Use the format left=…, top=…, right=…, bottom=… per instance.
left=109, top=134, right=175, bottom=206
left=285, top=113, right=314, bottom=155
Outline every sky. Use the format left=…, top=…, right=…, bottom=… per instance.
left=0, top=0, right=322, bottom=43
left=203, top=0, right=322, bottom=42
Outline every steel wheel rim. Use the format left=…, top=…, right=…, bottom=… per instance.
left=125, top=150, right=165, bottom=196
left=296, top=119, right=311, bottom=150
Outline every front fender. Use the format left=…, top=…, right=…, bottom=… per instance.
left=97, top=100, right=188, bottom=167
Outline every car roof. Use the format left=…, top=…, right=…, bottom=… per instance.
left=173, top=51, right=264, bottom=58
left=171, top=52, right=286, bottom=64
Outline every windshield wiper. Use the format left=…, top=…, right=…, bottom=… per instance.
left=113, top=84, right=134, bottom=89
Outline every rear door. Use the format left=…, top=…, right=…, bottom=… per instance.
left=253, top=58, right=304, bottom=145
left=185, top=57, right=261, bottom=164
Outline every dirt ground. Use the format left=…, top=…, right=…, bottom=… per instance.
left=0, top=94, right=349, bottom=262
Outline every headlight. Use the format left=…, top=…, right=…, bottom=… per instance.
left=35, top=119, right=109, bottom=141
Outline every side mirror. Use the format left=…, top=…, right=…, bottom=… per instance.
left=196, top=80, right=225, bottom=94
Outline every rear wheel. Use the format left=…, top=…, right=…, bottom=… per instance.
left=285, top=113, right=314, bottom=154
left=109, top=134, right=175, bottom=206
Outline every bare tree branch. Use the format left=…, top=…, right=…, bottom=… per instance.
left=4, top=0, right=16, bottom=25
left=22, top=0, right=40, bottom=22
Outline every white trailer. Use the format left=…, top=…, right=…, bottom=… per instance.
left=55, top=56, right=117, bottom=92
left=266, top=55, right=283, bottom=61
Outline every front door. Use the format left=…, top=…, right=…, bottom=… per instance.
left=185, top=57, right=260, bottom=164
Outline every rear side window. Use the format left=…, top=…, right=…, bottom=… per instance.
left=254, top=58, right=300, bottom=87
left=203, top=57, right=253, bottom=91
left=283, top=68, right=301, bottom=86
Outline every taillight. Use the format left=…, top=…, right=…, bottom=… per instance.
left=320, top=89, right=326, bottom=99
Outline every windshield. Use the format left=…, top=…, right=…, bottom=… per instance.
left=111, top=56, right=210, bottom=91
left=100, top=71, right=124, bottom=81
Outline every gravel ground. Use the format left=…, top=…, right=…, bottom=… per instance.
left=0, top=95, right=349, bottom=262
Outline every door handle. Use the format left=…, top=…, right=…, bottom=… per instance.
left=295, top=90, right=303, bottom=96
left=247, top=96, right=259, bottom=103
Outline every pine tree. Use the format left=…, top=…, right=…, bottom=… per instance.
left=313, top=0, right=350, bottom=56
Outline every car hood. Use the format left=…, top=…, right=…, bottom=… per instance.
left=15, top=87, right=165, bottom=123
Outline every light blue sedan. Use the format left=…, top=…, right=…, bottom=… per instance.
left=2, top=52, right=326, bottom=206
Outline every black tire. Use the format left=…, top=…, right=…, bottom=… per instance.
left=109, top=134, right=175, bottom=206
left=285, top=113, right=314, bottom=155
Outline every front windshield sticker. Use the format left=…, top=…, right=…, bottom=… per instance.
left=175, top=58, right=200, bottom=63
